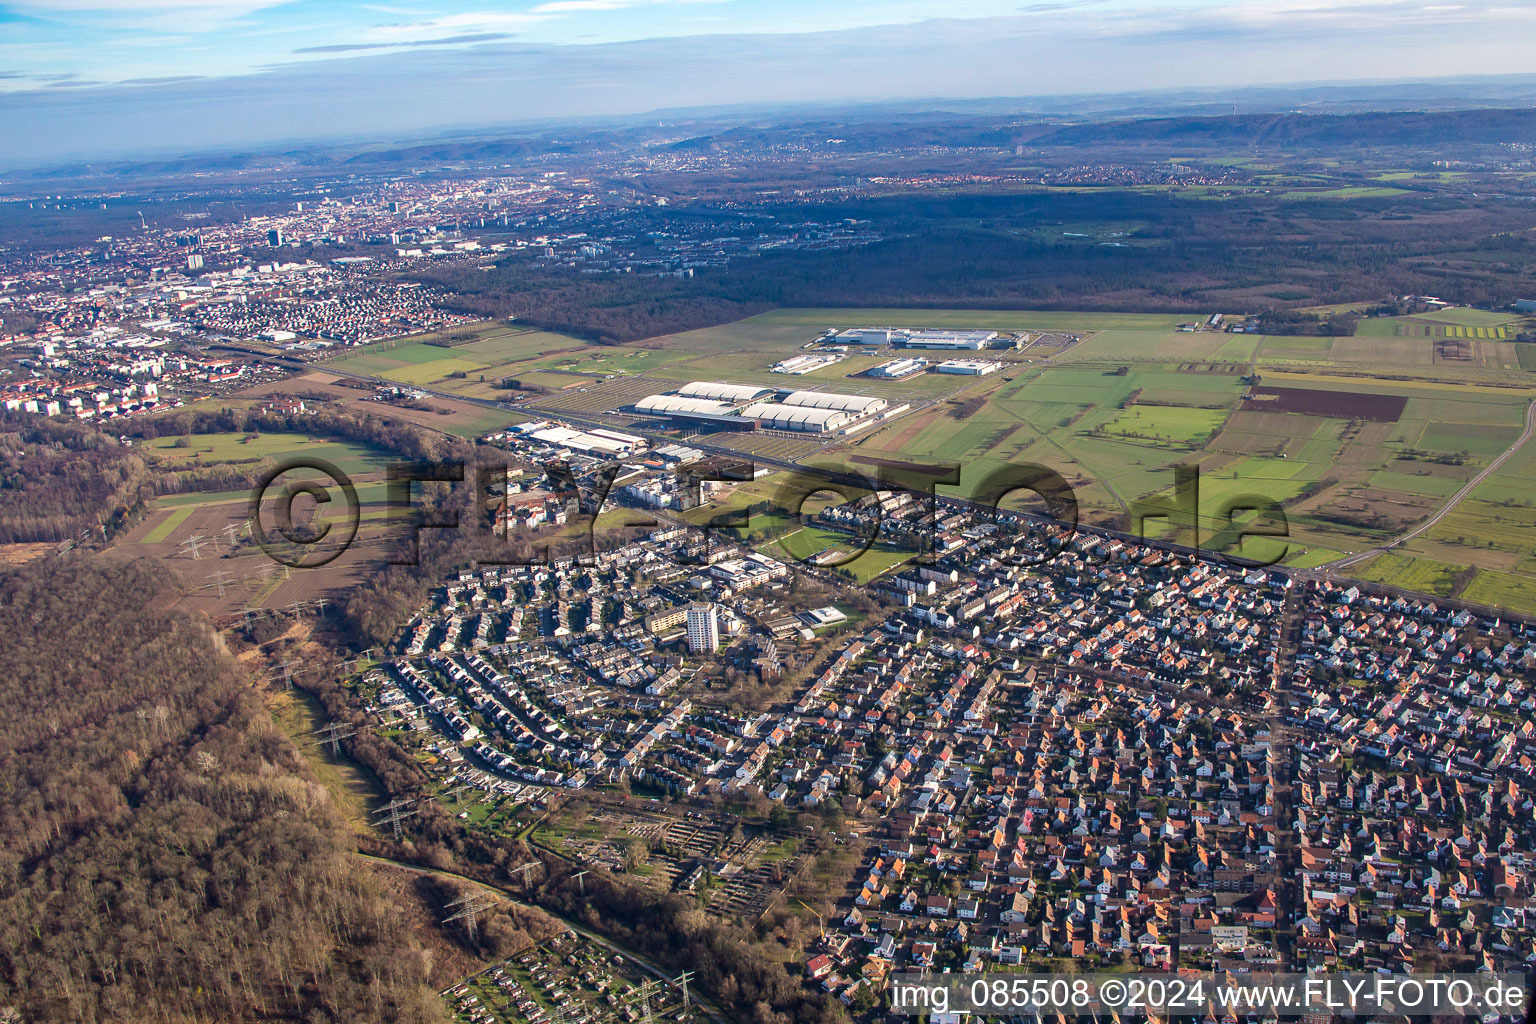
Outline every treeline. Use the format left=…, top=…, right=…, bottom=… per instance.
left=0, top=404, right=476, bottom=547
left=121, top=406, right=469, bottom=465
left=413, top=188, right=1536, bottom=342
left=0, top=557, right=446, bottom=1023
left=1256, top=309, right=1361, bottom=336
left=0, top=413, right=149, bottom=543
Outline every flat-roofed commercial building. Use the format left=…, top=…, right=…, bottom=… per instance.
left=740, top=401, right=853, bottom=433
left=779, top=390, right=887, bottom=415
left=867, top=357, right=928, bottom=379
left=934, top=358, right=1004, bottom=376
left=902, top=330, right=998, bottom=350
left=674, top=381, right=773, bottom=403
left=838, top=328, right=898, bottom=346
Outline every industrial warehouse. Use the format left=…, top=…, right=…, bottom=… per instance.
left=629, top=381, right=897, bottom=435
left=829, top=327, right=1022, bottom=350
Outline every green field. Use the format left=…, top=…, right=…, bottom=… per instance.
left=300, top=306, right=1536, bottom=614
left=142, top=505, right=196, bottom=543
left=144, top=432, right=396, bottom=476
left=727, top=308, right=1536, bottom=610
left=1349, top=551, right=1464, bottom=597
left=1097, top=406, right=1228, bottom=446
left=327, top=324, right=598, bottom=392
left=765, top=525, right=916, bottom=582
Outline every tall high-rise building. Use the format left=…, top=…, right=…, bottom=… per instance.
left=267, top=228, right=283, bottom=246
left=686, top=604, right=720, bottom=654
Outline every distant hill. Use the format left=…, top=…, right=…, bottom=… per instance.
left=1029, top=108, right=1536, bottom=150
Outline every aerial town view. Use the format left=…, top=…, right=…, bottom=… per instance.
left=3, top=2, right=1536, bottom=1023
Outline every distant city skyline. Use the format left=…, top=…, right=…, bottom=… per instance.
left=2, top=0, right=1535, bottom=164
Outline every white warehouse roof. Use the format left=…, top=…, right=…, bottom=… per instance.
left=675, top=381, right=774, bottom=403
left=742, top=402, right=853, bottom=431
left=780, top=390, right=888, bottom=414
left=635, top=394, right=743, bottom=417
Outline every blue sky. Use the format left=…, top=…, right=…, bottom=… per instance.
left=4, top=0, right=1533, bottom=93
left=0, top=0, right=1095, bottom=87
left=2, top=1, right=1535, bottom=164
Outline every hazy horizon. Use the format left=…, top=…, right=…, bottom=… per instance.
left=3, top=0, right=1536, bottom=166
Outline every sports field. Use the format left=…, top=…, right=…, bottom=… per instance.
left=766, top=526, right=917, bottom=583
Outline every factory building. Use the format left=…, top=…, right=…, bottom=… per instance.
left=934, top=358, right=1004, bottom=376
left=901, top=330, right=998, bottom=350
left=838, top=328, right=898, bottom=346
left=779, top=390, right=887, bottom=415
left=674, top=381, right=773, bottom=403
left=634, top=394, right=742, bottom=417
left=632, top=381, right=885, bottom=435
left=740, top=402, right=854, bottom=433
left=772, top=353, right=842, bottom=374
left=867, top=357, right=928, bottom=379
left=526, top=425, right=637, bottom=454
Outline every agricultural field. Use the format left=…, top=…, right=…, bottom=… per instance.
left=326, top=323, right=608, bottom=398
left=140, top=431, right=389, bottom=475
left=236, top=372, right=523, bottom=439
left=1347, top=551, right=1466, bottom=598
left=1097, top=406, right=1227, bottom=446
left=753, top=308, right=1536, bottom=607
left=114, top=430, right=411, bottom=619
left=249, top=305, right=1536, bottom=612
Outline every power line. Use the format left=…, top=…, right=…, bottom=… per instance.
left=309, top=721, right=358, bottom=756
left=204, top=569, right=235, bottom=598
left=441, top=892, right=498, bottom=943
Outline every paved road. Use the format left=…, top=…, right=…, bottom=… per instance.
left=1323, top=397, right=1536, bottom=571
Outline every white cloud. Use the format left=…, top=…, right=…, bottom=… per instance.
left=532, top=0, right=648, bottom=11
left=361, top=10, right=551, bottom=42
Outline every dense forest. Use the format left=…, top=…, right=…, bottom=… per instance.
left=0, top=557, right=446, bottom=1023
left=417, top=189, right=1536, bottom=342
left=0, top=415, right=148, bottom=544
